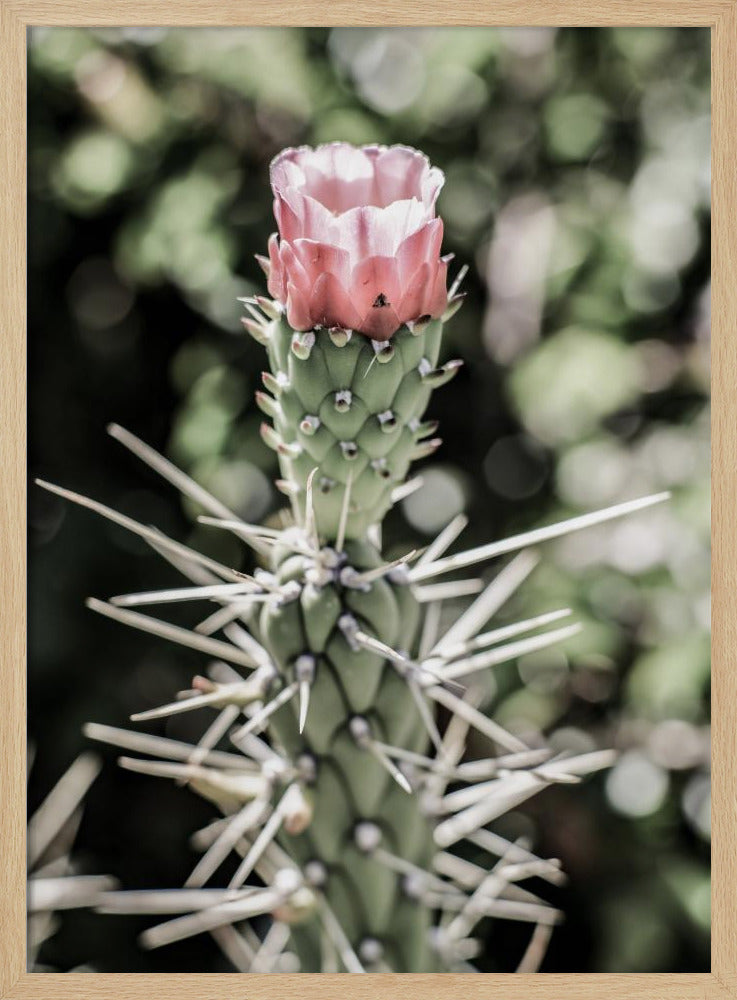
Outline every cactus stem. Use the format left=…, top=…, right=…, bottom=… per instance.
left=334, top=470, right=354, bottom=553
left=339, top=440, right=359, bottom=460
left=54, top=427, right=664, bottom=971
left=232, top=681, right=299, bottom=740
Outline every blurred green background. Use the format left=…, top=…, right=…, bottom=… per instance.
left=27, top=26, right=710, bottom=973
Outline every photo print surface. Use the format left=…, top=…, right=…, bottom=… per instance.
left=28, top=26, right=710, bottom=974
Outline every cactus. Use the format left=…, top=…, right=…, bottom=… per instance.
left=37, top=143, right=670, bottom=973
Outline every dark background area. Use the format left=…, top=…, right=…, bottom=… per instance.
left=28, top=26, right=710, bottom=973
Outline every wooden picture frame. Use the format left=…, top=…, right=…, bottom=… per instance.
left=1, top=3, right=732, bottom=997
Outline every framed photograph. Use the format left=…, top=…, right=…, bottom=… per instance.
left=2, top=3, right=734, bottom=998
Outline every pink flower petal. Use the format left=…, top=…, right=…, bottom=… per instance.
left=374, top=145, right=431, bottom=205
left=285, top=280, right=314, bottom=331
left=309, top=272, right=362, bottom=330
left=422, top=257, right=449, bottom=318
left=356, top=302, right=402, bottom=342
left=336, top=201, right=428, bottom=259
left=279, top=242, right=312, bottom=304
left=266, top=233, right=286, bottom=302
left=396, top=262, right=432, bottom=323
left=396, top=219, right=444, bottom=284
left=289, top=239, right=351, bottom=287
left=350, top=256, right=401, bottom=319
left=273, top=193, right=303, bottom=242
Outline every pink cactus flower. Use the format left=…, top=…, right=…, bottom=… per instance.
left=266, top=143, right=449, bottom=341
